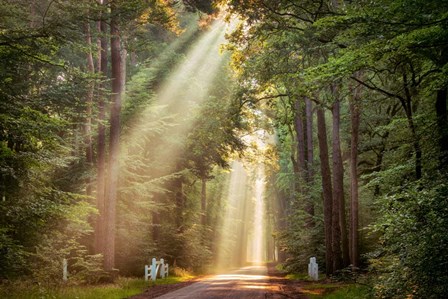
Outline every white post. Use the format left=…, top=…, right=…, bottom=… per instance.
left=308, top=257, right=319, bottom=281
left=313, top=258, right=319, bottom=280
left=144, top=264, right=149, bottom=281
left=165, top=263, right=169, bottom=277
left=150, top=258, right=157, bottom=281
left=62, top=258, right=68, bottom=282
left=160, top=258, right=165, bottom=278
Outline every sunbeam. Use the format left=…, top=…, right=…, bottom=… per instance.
left=247, top=166, right=266, bottom=265
left=216, top=161, right=248, bottom=271
left=122, top=18, right=233, bottom=172
left=216, top=152, right=268, bottom=271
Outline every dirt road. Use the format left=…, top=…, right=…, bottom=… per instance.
left=130, top=264, right=312, bottom=299
left=154, top=266, right=270, bottom=299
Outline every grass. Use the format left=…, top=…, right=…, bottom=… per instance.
left=284, top=271, right=371, bottom=298
left=285, top=272, right=310, bottom=280
left=0, top=275, right=192, bottom=299
left=305, top=284, right=372, bottom=298
left=285, top=272, right=328, bottom=281
left=320, top=284, right=372, bottom=298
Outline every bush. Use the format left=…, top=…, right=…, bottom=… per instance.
left=27, top=200, right=105, bottom=285
left=0, top=228, right=28, bottom=279
left=370, top=177, right=448, bottom=298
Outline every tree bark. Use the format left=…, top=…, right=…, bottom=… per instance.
left=305, top=97, right=314, bottom=226
left=201, top=177, right=207, bottom=226
left=294, top=99, right=313, bottom=226
left=316, top=107, right=334, bottom=275
left=332, top=98, right=350, bottom=268
left=95, top=0, right=108, bottom=256
left=436, top=87, right=448, bottom=170
left=349, top=82, right=361, bottom=268
left=306, top=98, right=314, bottom=178
left=294, top=99, right=306, bottom=177
left=104, top=0, right=122, bottom=272
left=174, top=176, right=184, bottom=232
left=84, top=20, right=94, bottom=197
left=84, top=21, right=95, bottom=196
left=121, top=36, right=127, bottom=93
left=402, top=70, right=422, bottom=179
left=152, top=210, right=160, bottom=244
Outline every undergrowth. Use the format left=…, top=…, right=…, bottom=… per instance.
left=0, top=274, right=192, bottom=299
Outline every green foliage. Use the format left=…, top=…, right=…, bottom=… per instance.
left=0, top=277, right=149, bottom=299
left=370, top=177, right=448, bottom=298
left=315, top=284, right=372, bottom=299
left=28, top=199, right=102, bottom=284
left=183, top=0, right=217, bottom=14
left=0, top=228, right=28, bottom=279
left=280, top=209, right=325, bottom=273
left=0, top=0, right=100, bottom=280
left=225, top=0, right=448, bottom=296
left=285, top=272, right=311, bottom=281
left=1, top=0, right=447, bottom=294
left=185, top=90, right=245, bottom=178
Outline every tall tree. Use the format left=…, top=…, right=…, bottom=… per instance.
left=349, top=79, right=361, bottom=268
left=316, top=106, right=334, bottom=275
left=293, top=98, right=314, bottom=226
left=331, top=96, right=350, bottom=268
left=104, top=0, right=122, bottom=273
left=95, top=0, right=109, bottom=256
left=436, top=86, right=448, bottom=170
left=83, top=17, right=95, bottom=197
left=305, top=97, right=314, bottom=226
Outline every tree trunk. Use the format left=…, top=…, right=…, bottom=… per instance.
left=131, top=51, right=137, bottom=66
left=275, top=159, right=290, bottom=263
left=402, top=70, right=422, bottom=179
left=174, top=176, right=184, bottom=231
left=316, top=107, right=334, bottom=275
left=305, top=97, right=314, bottom=226
left=349, top=84, right=361, bottom=268
left=306, top=98, right=314, bottom=177
left=436, top=87, right=448, bottom=170
left=294, top=99, right=312, bottom=226
left=84, top=20, right=94, bottom=197
left=201, top=177, right=207, bottom=226
left=294, top=99, right=306, bottom=177
left=121, top=36, right=127, bottom=93
left=152, top=210, right=160, bottom=244
left=95, top=0, right=108, bottom=256
left=332, top=98, right=350, bottom=268
left=104, top=0, right=122, bottom=272
left=238, top=187, right=249, bottom=266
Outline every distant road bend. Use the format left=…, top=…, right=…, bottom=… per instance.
left=155, top=266, right=270, bottom=299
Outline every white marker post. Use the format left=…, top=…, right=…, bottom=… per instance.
left=160, top=258, right=165, bottom=278
left=150, top=258, right=157, bottom=281
left=145, top=258, right=169, bottom=281
left=144, top=264, right=150, bottom=281
left=145, top=258, right=157, bottom=281
left=308, top=257, right=319, bottom=281
left=62, top=258, right=68, bottom=282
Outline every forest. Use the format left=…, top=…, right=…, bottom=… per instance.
left=0, top=0, right=447, bottom=298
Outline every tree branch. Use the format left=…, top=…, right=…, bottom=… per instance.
left=350, top=76, right=406, bottom=102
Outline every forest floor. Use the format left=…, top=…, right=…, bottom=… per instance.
left=129, top=263, right=347, bottom=299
